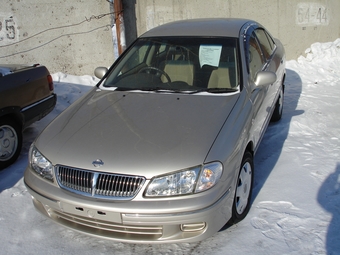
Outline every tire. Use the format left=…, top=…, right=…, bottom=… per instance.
left=229, top=151, right=254, bottom=224
left=271, top=85, right=284, bottom=122
left=0, top=118, right=23, bottom=170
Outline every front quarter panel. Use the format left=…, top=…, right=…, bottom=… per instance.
left=204, top=88, right=252, bottom=192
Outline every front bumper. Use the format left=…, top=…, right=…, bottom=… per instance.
left=24, top=168, right=233, bottom=243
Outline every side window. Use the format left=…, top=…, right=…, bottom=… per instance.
left=248, top=32, right=264, bottom=81
left=255, top=29, right=275, bottom=60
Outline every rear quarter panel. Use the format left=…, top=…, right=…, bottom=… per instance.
left=0, top=66, right=52, bottom=109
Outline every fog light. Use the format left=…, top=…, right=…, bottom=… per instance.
left=180, top=222, right=206, bottom=232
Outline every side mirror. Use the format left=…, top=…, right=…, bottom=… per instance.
left=254, top=71, right=277, bottom=86
left=94, top=67, right=108, bottom=79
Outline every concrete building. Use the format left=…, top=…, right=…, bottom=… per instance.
left=0, top=0, right=114, bottom=75
left=1, top=0, right=339, bottom=75
left=130, top=0, right=340, bottom=61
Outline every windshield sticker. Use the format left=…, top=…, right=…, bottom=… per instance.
left=199, top=45, right=222, bottom=68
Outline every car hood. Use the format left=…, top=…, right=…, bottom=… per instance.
left=36, top=89, right=239, bottom=178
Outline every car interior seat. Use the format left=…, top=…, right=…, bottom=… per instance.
left=161, top=46, right=195, bottom=85
left=162, top=60, right=194, bottom=85
left=208, top=62, right=239, bottom=89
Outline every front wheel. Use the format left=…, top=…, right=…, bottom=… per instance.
left=229, top=151, right=254, bottom=224
left=0, top=118, right=22, bottom=170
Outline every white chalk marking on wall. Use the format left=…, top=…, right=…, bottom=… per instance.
left=0, top=14, right=19, bottom=45
left=296, top=3, right=329, bottom=26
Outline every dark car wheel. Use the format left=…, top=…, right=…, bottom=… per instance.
left=229, top=151, right=254, bottom=224
left=271, top=85, right=284, bottom=122
left=0, top=118, right=22, bottom=170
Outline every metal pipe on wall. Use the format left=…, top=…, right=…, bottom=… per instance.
left=113, top=0, right=126, bottom=55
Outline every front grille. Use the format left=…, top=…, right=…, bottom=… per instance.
left=56, top=165, right=146, bottom=200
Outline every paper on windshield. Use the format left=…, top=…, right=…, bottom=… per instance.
left=199, top=45, right=222, bottom=68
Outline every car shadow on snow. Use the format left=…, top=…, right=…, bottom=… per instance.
left=317, top=163, right=340, bottom=253
left=0, top=82, right=93, bottom=193
left=251, top=68, right=303, bottom=201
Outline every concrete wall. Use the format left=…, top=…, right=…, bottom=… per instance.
left=1, top=1, right=339, bottom=75
left=134, top=0, right=340, bottom=60
left=0, top=0, right=114, bottom=75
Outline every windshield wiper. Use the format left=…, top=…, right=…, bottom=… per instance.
left=116, top=87, right=238, bottom=94
left=190, top=87, right=238, bottom=94
left=139, top=87, right=193, bottom=94
left=115, top=87, right=139, bottom=91
left=115, top=87, right=182, bottom=93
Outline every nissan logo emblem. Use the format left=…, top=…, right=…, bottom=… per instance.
left=92, top=159, right=104, bottom=168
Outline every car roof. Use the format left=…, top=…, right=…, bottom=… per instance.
left=140, top=18, right=256, bottom=38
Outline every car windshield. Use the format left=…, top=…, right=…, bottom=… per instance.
left=103, top=37, right=240, bottom=93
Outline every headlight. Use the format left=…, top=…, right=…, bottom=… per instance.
left=145, top=162, right=223, bottom=197
left=29, top=145, right=54, bottom=181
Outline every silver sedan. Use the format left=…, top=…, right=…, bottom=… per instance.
left=24, top=18, right=285, bottom=243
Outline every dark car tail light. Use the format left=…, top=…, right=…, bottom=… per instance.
left=47, top=74, right=54, bottom=91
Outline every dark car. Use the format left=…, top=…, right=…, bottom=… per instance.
left=0, top=64, right=56, bottom=169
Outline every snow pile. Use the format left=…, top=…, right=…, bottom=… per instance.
left=0, top=67, right=12, bottom=76
left=0, top=40, right=340, bottom=255
left=289, top=38, right=340, bottom=85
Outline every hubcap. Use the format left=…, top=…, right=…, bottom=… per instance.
left=235, top=162, right=252, bottom=214
left=0, top=125, right=18, bottom=161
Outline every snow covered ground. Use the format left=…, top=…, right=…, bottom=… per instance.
left=1, top=39, right=340, bottom=255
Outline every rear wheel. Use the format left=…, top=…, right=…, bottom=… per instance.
left=230, top=151, right=254, bottom=224
left=0, top=118, right=22, bottom=170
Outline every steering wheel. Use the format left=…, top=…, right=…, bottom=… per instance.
left=138, top=66, right=171, bottom=83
